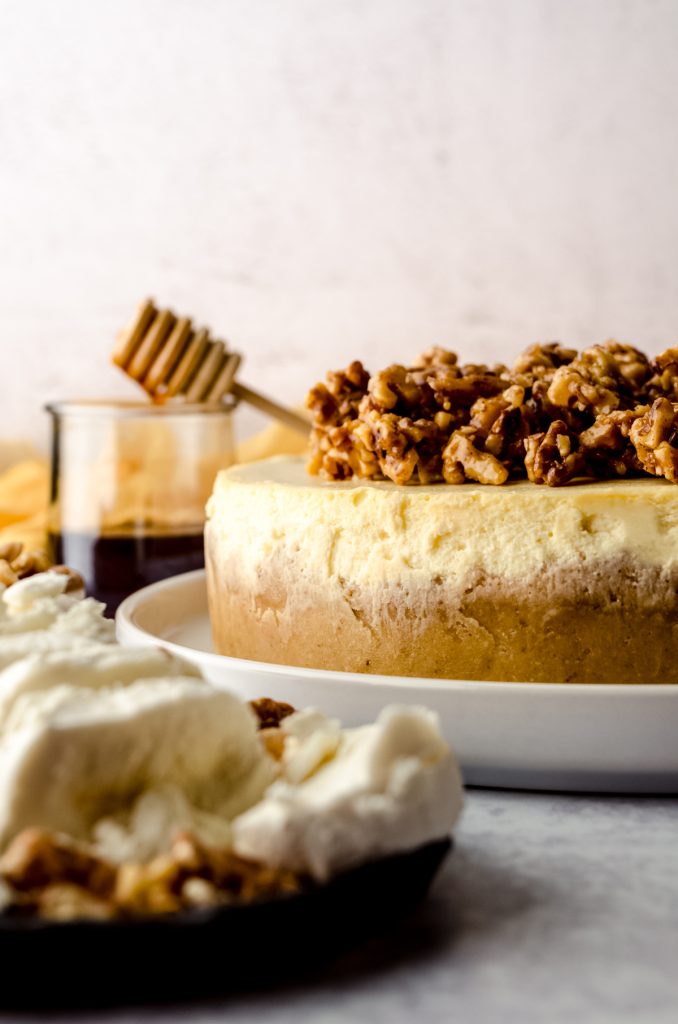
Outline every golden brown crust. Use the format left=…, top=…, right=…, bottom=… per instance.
left=207, top=530, right=678, bottom=684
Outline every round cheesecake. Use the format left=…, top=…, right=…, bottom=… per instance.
left=205, top=456, right=678, bottom=683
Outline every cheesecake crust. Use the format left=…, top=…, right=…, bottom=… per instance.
left=207, top=537, right=678, bottom=683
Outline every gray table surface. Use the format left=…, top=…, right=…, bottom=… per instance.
left=5, top=789, right=677, bottom=1024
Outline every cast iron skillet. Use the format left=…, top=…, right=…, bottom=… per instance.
left=0, top=838, right=451, bottom=1008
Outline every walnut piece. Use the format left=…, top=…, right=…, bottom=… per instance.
left=114, top=832, right=302, bottom=916
left=38, top=883, right=116, bottom=921
left=249, top=697, right=295, bottom=730
left=0, top=827, right=116, bottom=896
left=629, top=398, right=678, bottom=482
left=442, top=431, right=508, bottom=485
left=259, top=727, right=287, bottom=761
left=0, top=543, right=51, bottom=587
left=524, top=422, right=587, bottom=486
left=547, top=359, right=619, bottom=416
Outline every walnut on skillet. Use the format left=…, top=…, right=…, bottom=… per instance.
left=307, top=338, right=678, bottom=486
left=0, top=827, right=118, bottom=920
left=249, top=697, right=296, bottom=761
left=0, top=826, right=303, bottom=921
left=115, top=832, right=302, bottom=916
left=249, top=697, right=295, bottom=730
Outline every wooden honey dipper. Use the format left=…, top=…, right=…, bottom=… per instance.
left=112, top=298, right=310, bottom=435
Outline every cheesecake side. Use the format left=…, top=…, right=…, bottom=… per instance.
left=205, top=457, right=678, bottom=683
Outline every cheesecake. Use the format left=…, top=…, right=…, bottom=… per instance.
left=207, top=341, right=678, bottom=684
left=206, top=456, right=678, bottom=683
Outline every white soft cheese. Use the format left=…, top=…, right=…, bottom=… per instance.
left=0, top=572, right=464, bottom=877
left=0, top=645, right=201, bottom=732
left=93, top=786, right=234, bottom=864
left=0, top=573, right=275, bottom=861
left=0, top=571, right=114, bottom=642
left=210, top=457, right=678, bottom=587
left=0, top=632, right=106, bottom=673
left=1, top=572, right=71, bottom=613
left=0, top=678, right=275, bottom=849
left=232, top=704, right=463, bottom=881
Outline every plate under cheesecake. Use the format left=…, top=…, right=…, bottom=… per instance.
left=117, top=571, right=678, bottom=793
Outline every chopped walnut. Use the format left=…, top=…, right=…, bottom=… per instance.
left=579, top=409, right=640, bottom=451
left=442, top=431, right=508, bottom=485
left=629, top=398, right=678, bottom=482
left=547, top=356, right=620, bottom=416
left=115, top=832, right=302, bottom=916
left=524, top=422, right=588, bottom=486
left=0, top=542, right=23, bottom=565
left=368, top=365, right=424, bottom=412
left=0, top=543, right=52, bottom=587
left=423, top=365, right=505, bottom=411
left=115, top=854, right=184, bottom=914
left=0, top=827, right=115, bottom=896
left=305, top=360, right=370, bottom=430
left=249, top=697, right=296, bottom=730
left=259, top=728, right=287, bottom=761
left=646, top=346, right=678, bottom=402
left=412, top=346, right=459, bottom=368
left=49, top=564, right=85, bottom=593
left=0, top=561, right=16, bottom=588
left=307, top=340, right=678, bottom=486
left=602, top=341, right=651, bottom=390
left=513, top=342, right=578, bottom=376
left=38, top=883, right=117, bottom=921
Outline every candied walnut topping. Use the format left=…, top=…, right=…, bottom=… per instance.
left=629, top=398, right=678, bottom=482
left=307, top=340, right=678, bottom=486
left=524, top=421, right=586, bottom=486
left=442, top=430, right=508, bottom=486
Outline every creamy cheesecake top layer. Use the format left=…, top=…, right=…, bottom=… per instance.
left=208, top=456, right=678, bottom=583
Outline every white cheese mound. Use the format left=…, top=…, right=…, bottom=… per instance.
left=0, top=571, right=114, bottom=642
left=0, top=645, right=200, bottom=732
left=232, top=704, right=463, bottom=881
left=93, top=786, right=234, bottom=864
left=0, top=678, right=275, bottom=849
left=0, top=572, right=463, bottom=878
left=0, top=632, right=105, bottom=673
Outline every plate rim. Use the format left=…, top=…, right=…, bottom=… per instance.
left=117, top=570, right=678, bottom=698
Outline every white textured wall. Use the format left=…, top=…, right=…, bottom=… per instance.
left=2, top=0, right=678, bottom=447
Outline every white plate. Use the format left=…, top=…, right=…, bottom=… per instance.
left=116, top=570, right=678, bottom=793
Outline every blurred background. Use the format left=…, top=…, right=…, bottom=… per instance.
left=2, top=0, right=678, bottom=450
